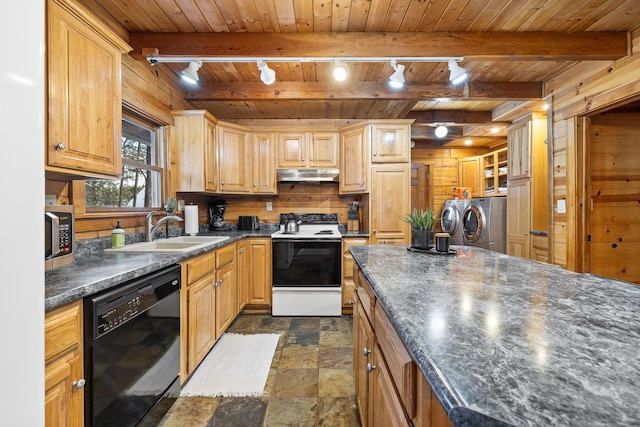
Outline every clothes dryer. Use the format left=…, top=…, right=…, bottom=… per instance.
left=462, top=197, right=507, bottom=253
left=440, top=199, right=469, bottom=245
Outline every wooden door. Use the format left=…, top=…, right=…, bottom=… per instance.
left=186, top=274, right=216, bottom=374
left=457, top=157, right=480, bottom=197
left=410, top=163, right=431, bottom=212
left=215, top=262, right=236, bottom=339
left=310, top=132, right=339, bottom=168
left=370, top=124, right=410, bottom=163
left=506, top=179, right=531, bottom=258
left=236, top=241, right=247, bottom=312
left=218, top=124, right=251, bottom=193
left=340, top=125, right=369, bottom=193
left=205, top=119, right=217, bottom=191
left=353, top=292, right=374, bottom=427
left=370, top=164, right=411, bottom=244
left=507, top=120, right=531, bottom=180
left=277, top=133, right=307, bottom=167
left=247, top=238, right=272, bottom=306
left=370, top=347, right=411, bottom=427
left=252, top=132, right=277, bottom=193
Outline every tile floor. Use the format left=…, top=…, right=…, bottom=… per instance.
left=155, top=314, right=361, bottom=427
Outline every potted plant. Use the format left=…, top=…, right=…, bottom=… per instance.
left=402, top=208, right=440, bottom=249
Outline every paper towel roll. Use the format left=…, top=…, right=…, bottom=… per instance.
left=184, top=205, right=199, bottom=235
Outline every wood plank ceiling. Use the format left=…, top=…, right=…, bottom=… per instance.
left=80, top=0, right=640, bottom=147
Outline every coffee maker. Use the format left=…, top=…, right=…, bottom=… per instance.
left=209, top=199, right=226, bottom=229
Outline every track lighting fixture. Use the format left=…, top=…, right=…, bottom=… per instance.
left=435, top=125, right=448, bottom=138
left=333, top=60, right=349, bottom=82
left=257, top=60, right=276, bottom=85
left=388, top=60, right=405, bottom=88
left=448, top=59, right=468, bottom=85
left=180, top=60, right=202, bottom=84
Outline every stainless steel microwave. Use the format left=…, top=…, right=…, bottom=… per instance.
left=45, top=205, right=74, bottom=271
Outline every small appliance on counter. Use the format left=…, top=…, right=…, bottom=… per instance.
left=238, top=215, right=260, bottom=230
left=208, top=199, right=226, bottom=229
left=347, top=201, right=360, bottom=231
left=45, top=205, right=74, bottom=271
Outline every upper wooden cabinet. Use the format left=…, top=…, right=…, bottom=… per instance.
left=339, top=124, right=369, bottom=194
left=508, top=114, right=547, bottom=181
left=481, top=147, right=508, bottom=197
left=457, top=156, right=481, bottom=196
left=172, top=110, right=218, bottom=192
left=46, top=0, right=131, bottom=179
left=251, top=132, right=277, bottom=194
left=370, top=122, right=411, bottom=163
left=369, top=163, right=411, bottom=245
left=277, top=132, right=339, bottom=168
left=217, top=123, right=251, bottom=193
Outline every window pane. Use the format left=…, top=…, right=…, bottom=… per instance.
left=84, top=115, right=163, bottom=209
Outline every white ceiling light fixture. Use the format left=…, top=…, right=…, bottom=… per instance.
left=257, top=60, right=276, bottom=85
left=333, top=60, right=349, bottom=82
left=180, top=60, right=202, bottom=84
left=435, top=125, right=448, bottom=138
left=388, top=60, right=405, bottom=88
left=448, top=59, right=468, bottom=85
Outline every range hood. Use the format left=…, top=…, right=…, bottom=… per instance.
left=277, top=168, right=339, bottom=183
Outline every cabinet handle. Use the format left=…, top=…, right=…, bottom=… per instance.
left=72, top=379, right=86, bottom=389
left=362, top=347, right=371, bottom=356
left=207, top=179, right=213, bottom=184
left=55, top=143, right=66, bottom=150
left=348, top=299, right=354, bottom=305
left=366, top=363, right=375, bottom=372
left=360, top=181, right=365, bottom=186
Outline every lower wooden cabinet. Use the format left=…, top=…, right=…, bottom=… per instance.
left=181, top=243, right=238, bottom=380
left=342, top=238, right=368, bottom=314
left=245, top=238, right=272, bottom=310
left=236, top=240, right=247, bottom=312
left=353, top=264, right=453, bottom=427
left=45, top=300, right=84, bottom=427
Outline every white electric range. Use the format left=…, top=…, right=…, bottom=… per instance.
left=271, top=213, right=342, bottom=316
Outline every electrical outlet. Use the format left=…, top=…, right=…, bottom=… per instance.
left=557, top=199, right=566, bottom=214
left=266, top=202, right=272, bottom=211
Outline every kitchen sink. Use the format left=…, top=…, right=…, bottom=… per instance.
left=105, top=235, right=230, bottom=253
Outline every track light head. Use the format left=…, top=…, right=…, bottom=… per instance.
left=180, top=60, right=202, bottom=84
left=448, top=59, right=468, bottom=85
left=257, top=60, right=276, bottom=85
left=388, top=60, right=405, bottom=89
left=333, top=60, right=349, bottom=82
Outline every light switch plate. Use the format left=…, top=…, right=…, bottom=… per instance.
left=557, top=199, right=566, bottom=214
left=45, top=194, right=57, bottom=205
left=266, top=202, right=272, bottom=211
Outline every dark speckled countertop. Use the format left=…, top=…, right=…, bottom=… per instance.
left=45, top=230, right=272, bottom=311
left=349, top=244, right=640, bottom=427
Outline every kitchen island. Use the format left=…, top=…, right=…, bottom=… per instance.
left=350, top=245, right=640, bottom=426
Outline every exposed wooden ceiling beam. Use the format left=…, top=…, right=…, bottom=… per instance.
left=130, top=32, right=628, bottom=61
left=184, top=81, right=542, bottom=101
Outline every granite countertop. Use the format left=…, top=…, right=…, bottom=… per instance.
left=349, top=245, right=640, bottom=427
left=45, top=230, right=273, bottom=311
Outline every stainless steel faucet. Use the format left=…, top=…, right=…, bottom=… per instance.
left=146, top=211, right=184, bottom=242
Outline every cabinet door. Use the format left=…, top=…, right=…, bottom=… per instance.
left=205, top=119, right=217, bottom=191
left=342, top=238, right=368, bottom=312
left=47, top=0, right=128, bottom=178
left=186, top=274, right=216, bottom=374
left=277, top=133, right=307, bottom=167
left=45, top=353, right=83, bottom=427
left=354, top=292, right=375, bottom=427
left=370, top=124, right=410, bottom=163
left=215, top=262, right=236, bottom=339
left=508, top=120, right=531, bottom=180
left=507, top=179, right=531, bottom=258
left=310, top=132, right=339, bottom=168
left=370, top=164, right=411, bottom=244
left=237, top=241, right=247, bottom=312
left=458, top=156, right=480, bottom=197
left=340, top=125, right=369, bottom=193
left=252, top=132, right=277, bottom=193
left=218, top=125, right=251, bottom=193
left=247, top=238, right=272, bottom=306
left=371, top=347, right=412, bottom=427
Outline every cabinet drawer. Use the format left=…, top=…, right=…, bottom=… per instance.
left=216, top=243, right=235, bottom=268
left=185, top=252, right=215, bottom=284
left=375, top=302, right=417, bottom=419
left=355, top=266, right=375, bottom=324
left=45, top=300, right=82, bottom=363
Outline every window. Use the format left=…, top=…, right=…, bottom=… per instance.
left=85, top=113, right=164, bottom=209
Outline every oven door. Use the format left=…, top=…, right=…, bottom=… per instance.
left=272, top=239, right=341, bottom=287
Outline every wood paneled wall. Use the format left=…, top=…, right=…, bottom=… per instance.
left=545, top=29, right=640, bottom=272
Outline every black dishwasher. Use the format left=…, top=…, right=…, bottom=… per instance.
left=84, top=264, right=181, bottom=427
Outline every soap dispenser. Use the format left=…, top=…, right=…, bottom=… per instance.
left=112, top=221, right=125, bottom=248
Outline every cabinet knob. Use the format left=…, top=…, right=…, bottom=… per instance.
left=360, top=181, right=365, bottom=186
left=207, top=180, right=213, bottom=184
left=72, top=379, right=86, bottom=389
left=55, top=143, right=66, bottom=150
left=362, top=347, right=371, bottom=356
left=221, top=181, right=225, bottom=185
left=301, top=157, right=305, bottom=161
left=366, top=363, right=375, bottom=372
left=253, top=183, right=257, bottom=187
left=373, top=229, right=377, bottom=234
left=373, top=153, right=377, bottom=157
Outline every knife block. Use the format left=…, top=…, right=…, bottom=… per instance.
left=347, top=210, right=360, bottom=231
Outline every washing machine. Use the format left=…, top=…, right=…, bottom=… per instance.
left=462, top=197, right=507, bottom=253
left=440, top=199, right=469, bottom=245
